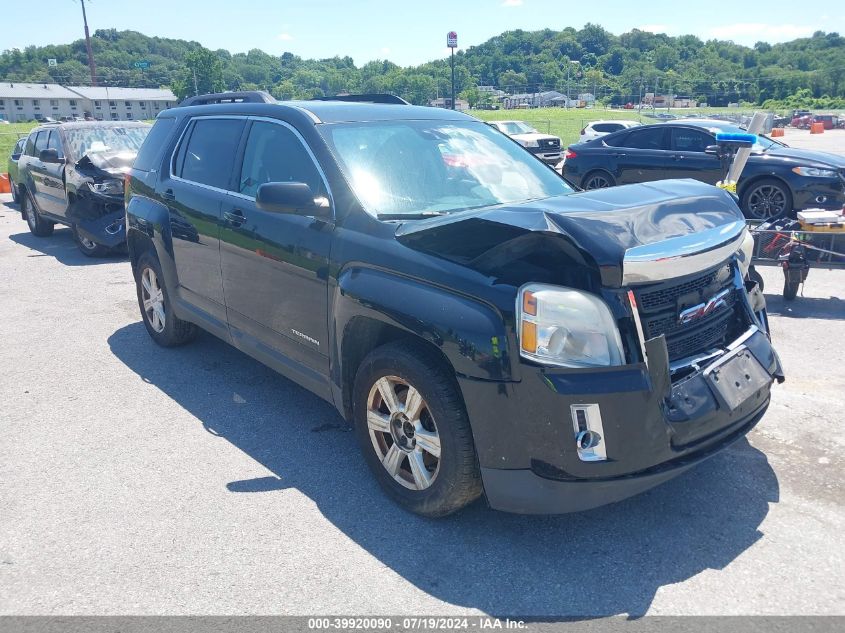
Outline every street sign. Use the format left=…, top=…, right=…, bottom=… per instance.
left=447, top=31, right=457, bottom=48
left=47, top=59, right=57, bottom=67
left=133, top=60, right=151, bottom=69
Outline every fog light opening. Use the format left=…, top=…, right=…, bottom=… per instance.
left=570, top=404, right=607, bottom=462
left=815, top=195, right=828, bottom=204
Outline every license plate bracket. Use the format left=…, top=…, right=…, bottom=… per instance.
left=706, top=348, right=771, bottom=410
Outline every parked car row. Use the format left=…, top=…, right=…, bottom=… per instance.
left=5, top=93, right=782, bottom=517
left=563, top=119, right=845, bottom=219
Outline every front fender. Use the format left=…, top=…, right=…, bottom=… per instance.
left=126, top=195, right=177, bottom=290
left=333, top=266, right=513, bottom=382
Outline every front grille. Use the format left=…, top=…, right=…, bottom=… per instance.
left=540, top=138, right=560, bottom=149
left=632, top=262, right=741, bottom=362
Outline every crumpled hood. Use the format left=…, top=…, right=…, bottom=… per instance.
left=396, top=179, right=745, bottom=288
left=76, top=150, right=138, bottom=176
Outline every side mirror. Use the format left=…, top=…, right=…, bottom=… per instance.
left=39, top=148, right=64, bottom=163
left=255, top=181, right=331, bottom=218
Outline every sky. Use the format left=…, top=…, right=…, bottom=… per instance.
left=6, top=0, right=845, bottom=67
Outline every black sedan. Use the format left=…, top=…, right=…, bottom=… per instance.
left=563, top=119, right=845, bottom=219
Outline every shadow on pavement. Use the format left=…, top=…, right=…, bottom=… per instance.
left=108, top=321, right=779, bottom=618
left=765, top=292, right=845, bottom=320
left=8, top=229, right=126, bottom=266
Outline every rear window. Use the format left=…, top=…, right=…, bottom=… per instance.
left=174, top=118, right=245, bottom=189
left=592, top=123, right=622, bottom=133
left=134, top=117, right=176, bottom=172
left=621, top=127, right=668, bottom=150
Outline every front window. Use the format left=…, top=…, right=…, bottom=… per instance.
left=496, top=121, right=537, bottom=135
left=319, top=120, right=573, bottom=220
left=62, top=125, right=150, bottom=159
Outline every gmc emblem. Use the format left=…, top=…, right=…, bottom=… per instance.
left=678, top=289, right=731, bottom=325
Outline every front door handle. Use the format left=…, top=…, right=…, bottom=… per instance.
left=672, top=154, right=685, bottom=161
left=224, top=209, right=246, bottom=227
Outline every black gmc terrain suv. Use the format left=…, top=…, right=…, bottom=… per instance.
left=126, top=92, right=783, bottom=516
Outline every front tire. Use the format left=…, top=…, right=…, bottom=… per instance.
left=11, top=183, right=19, bottom=204
left=741, top=178, right=793, bottom=220
left=22, top=192, right=54, bottom=237
left=72, top=224, right=111, bottom=257
left=134, top=251, right=198, bottom=347
left=352, top=341, right=482, bottom=517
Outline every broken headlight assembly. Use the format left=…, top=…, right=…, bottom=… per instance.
left=517, top=284, right=625, bottom=368
left=87, top=179, right=124, bottom=196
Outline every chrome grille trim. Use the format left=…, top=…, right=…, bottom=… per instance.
left=623, top=221, right=747, bottom=285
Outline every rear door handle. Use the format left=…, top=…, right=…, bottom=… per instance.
left=672, top=154, right=685, bottom=160
left=224, top=209, right=246, bottom=227
left=612, top=152, right=627, bottom=157
left=162, top=189, right=176, bottom=201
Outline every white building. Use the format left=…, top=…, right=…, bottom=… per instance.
left=428, top=97, right=469, bottom=111
left=502, top=91, right=568, bottom=110
left=0, top=82, right=177, bottom=122
left=0, top=83, right=84, bottom=122
left=66, top=86, right=177, bottom=121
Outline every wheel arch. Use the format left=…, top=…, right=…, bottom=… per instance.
left=580, top=168, right=616, bottom=189
left=738, top=173, right=792, bottom=201
left=332, top=266, right=514, bottom=421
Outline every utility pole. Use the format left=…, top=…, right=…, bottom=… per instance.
left=192, top=68, right=199, bottom=96
left=79, top=0, right=97, bottom=86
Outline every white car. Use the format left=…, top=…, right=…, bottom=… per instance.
left=579, top=120, right=641, bottom=143
left=487, top=120, right=562, bottom=165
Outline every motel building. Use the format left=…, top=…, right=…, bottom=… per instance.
left=0, top=82, right=177, bottom=122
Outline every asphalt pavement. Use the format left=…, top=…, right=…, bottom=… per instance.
left=0, top=194, right=843, bottom=617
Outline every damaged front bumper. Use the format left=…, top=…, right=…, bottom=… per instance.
left=460, top=254, right=783, bottom=516
left=70, top=192, right=126, bottom=248
left=461, top=326, right=781, bottom=514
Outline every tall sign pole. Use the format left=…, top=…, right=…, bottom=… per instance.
left=447, top=31, right=457, bottom=110
left=80, top=0, right=97, bottom=86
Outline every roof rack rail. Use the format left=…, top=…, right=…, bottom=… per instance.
left=179, top=90, right=277, bottom=107
left=310, top=93, right=410, bottom=105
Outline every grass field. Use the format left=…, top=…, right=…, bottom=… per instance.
left=1, top=123, right=37, bottom=167
left=467, top=106, right=756, bottom=146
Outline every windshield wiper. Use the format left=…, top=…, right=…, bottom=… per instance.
left=376, top=211, right=448, bottom=220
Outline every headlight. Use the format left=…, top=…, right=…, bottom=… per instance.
left=88, top=179, right=124, bottom=195
left=737, top=228, right=754, bottom=278
left=516, top=284, right=625, bottom=367
left=520, top=139, right=539, bottom=148
left=792, top=166, right=838, bottom=178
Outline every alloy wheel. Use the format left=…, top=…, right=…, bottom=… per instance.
left=140, top=267, right=166, bottom=333
left=584, top=173, right=612, bottom=189
left=747, top=184, right=787, bottom=219
left=25, top=198, right=37, bottom=231
left=366, top=376, right=441, bottom=491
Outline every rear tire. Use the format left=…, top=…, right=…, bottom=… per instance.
left=72, top=224, right=111, bottom=257
left=22, top=192, right=54, bottom=237
left=352, top=341, right=482, bottom=517
left=582, top=170, right=616, bottom=190
left=134, top=251, right=198, bottom=347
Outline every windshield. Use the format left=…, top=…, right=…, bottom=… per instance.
left=319, top=120, right=573, bottom=219
left=63, top=125, right=151, bottom=160
left=496, top=121, right=537, bottom=135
